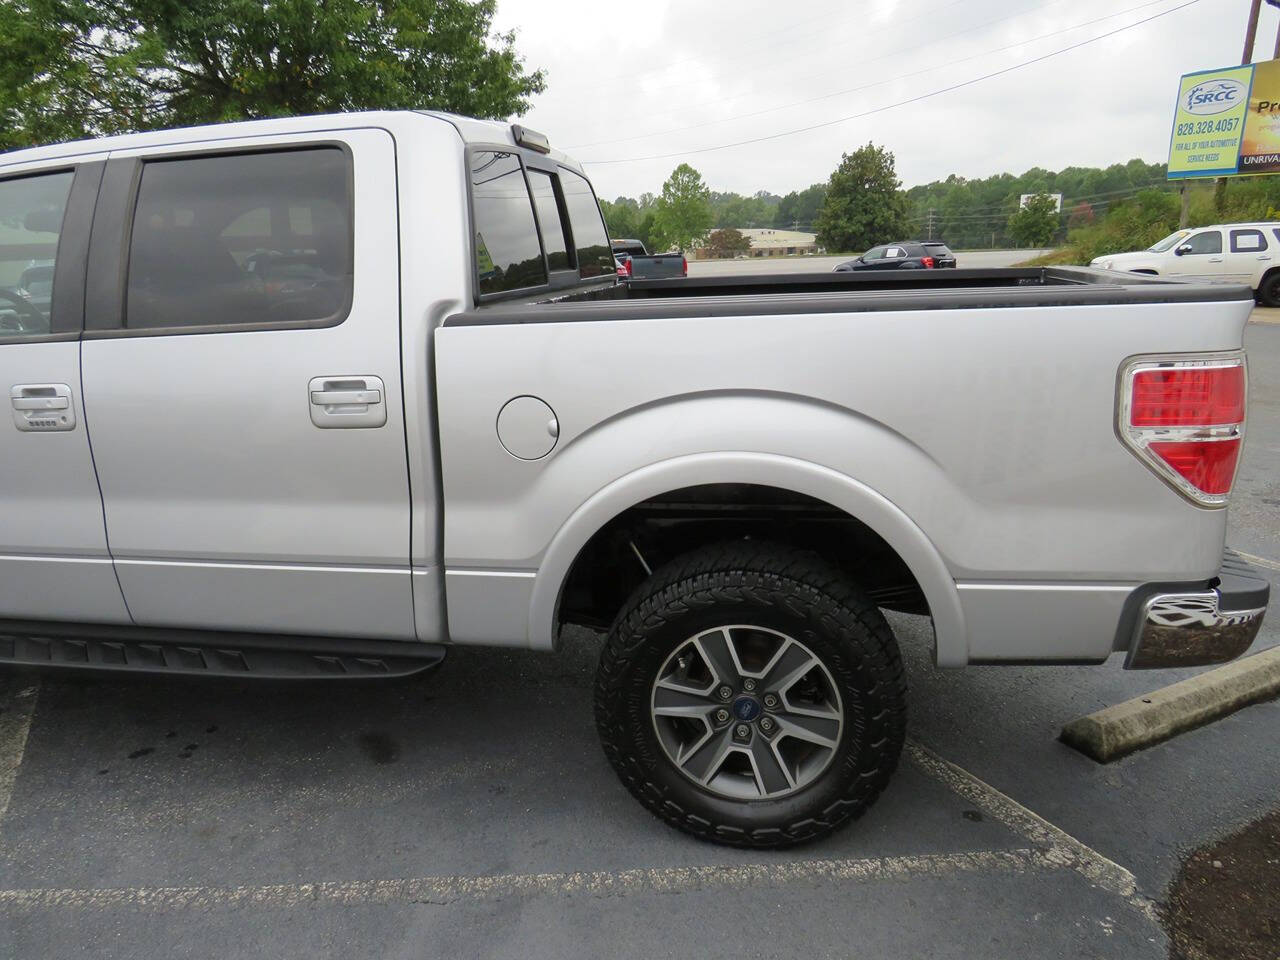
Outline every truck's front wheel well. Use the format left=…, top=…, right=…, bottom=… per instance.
left=556, top=483, right=929, bottom=632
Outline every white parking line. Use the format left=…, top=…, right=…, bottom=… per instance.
left=1233, top=549, right=1280, bottom=572
left=905, top=740, right=1157, bottom=922
left=0, top=848, right=1057, bottom=911
left=0, top=686, right=1151, bottom=917
left=0, top=680, right=39, bottom=830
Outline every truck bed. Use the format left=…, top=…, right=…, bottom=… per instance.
left=449, top=267, right=1253, bottom=325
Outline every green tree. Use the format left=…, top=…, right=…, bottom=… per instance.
left=0, top=0, right=545, bottom=150
left=705, top=227, right=751, bottom=258
left=652, top=163, right=713, bottom=252
left=774, top=184, right=825, bottom=229
left=1007, top=193, right=1059, bottom=247
left=814, top=144, right=908, bottom=253
left=598, top=198, right=640, bottom=241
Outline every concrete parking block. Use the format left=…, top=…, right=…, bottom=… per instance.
left=1059, top=645, right=1280, bottom=763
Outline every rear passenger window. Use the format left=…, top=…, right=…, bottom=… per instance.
left=470, top=151, right=547, bottom=296
left=126, top=148, right=351, bottom=330
left=1230, top=229, right=1266, bottom=252
left=0, top=171, right=73, bottom=338
left=526, top=170, right=571, bottom=272
left=559, top=169, right=614, bottom=279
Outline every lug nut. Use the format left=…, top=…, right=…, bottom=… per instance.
left=718, top=685, right=733, bottom=700
left=763, top=694, right=778, bottom=709
left=742, top=678, right=757, bottom=692
left=734, top=724, right=751, bottom=739
left=714, top=708, right=730, bottom=724
left=759, top=716, right=775, bottom=733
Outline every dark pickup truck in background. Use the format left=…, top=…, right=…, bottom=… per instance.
left=612, top=239, right=688, bottom=279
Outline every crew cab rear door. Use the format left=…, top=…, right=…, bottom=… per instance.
left=0, top=157, right=132, bottom=624
left=80, top=129, right=415, bottom=639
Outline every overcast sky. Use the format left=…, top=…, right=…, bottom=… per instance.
left=490, top=0, right=1280, bottom=201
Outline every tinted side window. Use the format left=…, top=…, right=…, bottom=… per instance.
left=126, top=148, right=351, bottom=331
left=862, top=246, right=886, bottom=261
left=1184, top=231, right=1222, bottom=255
left=1230, top=228, right=1266, bottom=252
left=0, top=171, right=73, bottom=338
left=527, top=170, right=571, bottom=271
left=560, top=169, right=614, bottom=278
left=471, top=151, right=547, bottom=296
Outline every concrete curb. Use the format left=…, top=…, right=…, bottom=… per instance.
left=1060, top=645, right=1280, bottom=763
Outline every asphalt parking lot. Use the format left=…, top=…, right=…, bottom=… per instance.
left=0, top=325, right=1276, bottom=959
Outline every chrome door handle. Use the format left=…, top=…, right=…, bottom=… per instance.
left=10, top=383, right=75, bottom=432
left=308, top=376, right=387, bottom=429
left=1258, top=255, right=1272, bottom=260
left=1208, top=257, right=1223, bottom=262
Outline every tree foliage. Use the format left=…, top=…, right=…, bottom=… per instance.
left=1066, top=200, right=1095, bottom=230
left=814, top=143, right=908, bottom=253
left=652, top=163, right=713, bottom=252
left=705, top=227, right=750, bottom=258
left=1006, top=193, right=1059, bottom=248
left=904, top=158, right=1165, bottom=249
left=0, top=0, right=545, bottom=150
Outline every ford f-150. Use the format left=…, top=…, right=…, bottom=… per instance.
left=0, top=112, right=1268, bottom=847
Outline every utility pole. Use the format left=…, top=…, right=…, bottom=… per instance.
left=1244, top=0, right=1263, bottom=63
left=925, top=207, right=936, bottom=241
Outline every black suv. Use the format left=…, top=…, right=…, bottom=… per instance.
left=834, top=241, right=956, bottom=271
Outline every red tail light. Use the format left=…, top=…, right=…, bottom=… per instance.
left=921, top=256, right=935, bottom=268
left=1130, top=366, right=1244, bottom=426
left=681, top=256, right=688, bottom=277
left=1119, top=356, right=1246, bottom=505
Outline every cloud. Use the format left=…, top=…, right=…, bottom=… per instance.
left=492, top=0, right=1271, bottom=198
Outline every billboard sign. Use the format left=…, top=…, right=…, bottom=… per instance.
left=1168, top=60, right=1280, bottom=178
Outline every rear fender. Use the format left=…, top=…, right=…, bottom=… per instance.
left=528, top=451, right=967, bottom=666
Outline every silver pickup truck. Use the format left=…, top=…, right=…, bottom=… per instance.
left=0, top=112, right=1269, bottom=848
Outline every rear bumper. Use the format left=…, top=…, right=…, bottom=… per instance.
left=1125, top=551, right=1270, bottom=669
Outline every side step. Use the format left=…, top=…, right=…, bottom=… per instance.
left=0, top=619, right=446, bottom=680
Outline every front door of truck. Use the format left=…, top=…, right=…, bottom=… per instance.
left=0, top=159, right=132, bottom=624
left=1168, top=229, right=1226, bottom=281
left=80, top=130, right=416, bottom=640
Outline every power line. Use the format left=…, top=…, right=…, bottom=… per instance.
left=569, top=0, right=1152, bottom=152
left=582, top=0, right=1204, bottom=166
left=904, top=178, right=1174, bottom=219
left=609, top=0, right=915, bottom=88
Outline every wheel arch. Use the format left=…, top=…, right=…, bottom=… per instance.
left=528, top=452, right=967, bottom=666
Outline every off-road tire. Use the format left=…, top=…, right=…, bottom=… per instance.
left=593, top=540, right=906, bottom=848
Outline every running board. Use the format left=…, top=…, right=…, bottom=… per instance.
left=0, top=619, right=446, bottom=680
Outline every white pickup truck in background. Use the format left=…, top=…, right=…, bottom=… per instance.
left=1092, top=221, right=1280, bottom=305
left=0, top=112, right=1269, bottom=847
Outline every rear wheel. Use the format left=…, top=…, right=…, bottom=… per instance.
left=1258, top=271, right=1280, bottom=307
left=593, top=541, right=906, bottom=848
